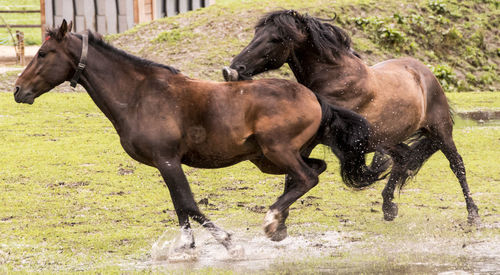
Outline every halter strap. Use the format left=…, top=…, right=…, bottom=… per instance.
left=70, top=33, right=88, bottom=88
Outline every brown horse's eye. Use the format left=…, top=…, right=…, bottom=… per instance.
left=38, top=51, right=46, bottom=58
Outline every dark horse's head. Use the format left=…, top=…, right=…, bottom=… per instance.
left=14, top=20, right=77, bottom=104
left=223, top=10, right=358, bottom=81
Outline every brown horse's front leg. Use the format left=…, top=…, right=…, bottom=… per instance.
left=156, top=158, right=244, bottom=259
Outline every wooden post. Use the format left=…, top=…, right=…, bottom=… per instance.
left=16, top=31, right=25, bottom=66
left=133, top=0, right=139, bottom=24
left=40, top=0, right=46, bottom=40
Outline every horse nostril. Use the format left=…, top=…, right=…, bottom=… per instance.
left=236, top=65, right=246, bottom=72
left=14, top=86, right=20, bottom=96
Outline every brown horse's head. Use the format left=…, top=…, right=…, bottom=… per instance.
left=224, top=10, right=307, bottom=81
left=14, top=20, right=74, bottom=104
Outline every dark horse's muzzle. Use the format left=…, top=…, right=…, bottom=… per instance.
left=222, top=66, right=252, bottom=82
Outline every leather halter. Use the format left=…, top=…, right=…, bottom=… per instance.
left=70, top=34, right=88, bottom=88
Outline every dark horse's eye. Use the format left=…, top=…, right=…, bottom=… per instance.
left=270, top=37, right=283, bottom=44
left=38, top=51, right=46, bottom=58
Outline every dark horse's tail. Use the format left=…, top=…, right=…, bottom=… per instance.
left=315, top=96, right=386, bottom=188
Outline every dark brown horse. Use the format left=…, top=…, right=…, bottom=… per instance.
left=224, top=10, right=480, bottom=224
left=14, top=20, right=380, bottom=257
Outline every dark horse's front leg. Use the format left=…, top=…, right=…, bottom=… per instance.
left=156, top=157, right=244, bottom=258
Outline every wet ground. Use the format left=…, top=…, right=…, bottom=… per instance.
left=115, top=221, right=500, bottom=274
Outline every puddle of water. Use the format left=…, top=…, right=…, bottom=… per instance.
left=117, top=227, right=357, bottom=272
left=454, top=115, right=500, bottom=128
left=112, top=224, right=500, bottom=274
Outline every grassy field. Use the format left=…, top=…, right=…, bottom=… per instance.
left=0, top=0, right=41, bottom=45
left=0, top=0, right=499, bottom=272
left=0, top=91, right=498, bottom=272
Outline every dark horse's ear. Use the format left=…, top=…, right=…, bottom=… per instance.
left=56, top=19, right=72, bottom=40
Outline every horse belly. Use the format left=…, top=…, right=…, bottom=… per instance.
left=181, top=135, right=260, bottom=168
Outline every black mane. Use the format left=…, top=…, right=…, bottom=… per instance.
left=46, top=28, right=179, bottom=74
left=256, top=10, right=356, bottom=61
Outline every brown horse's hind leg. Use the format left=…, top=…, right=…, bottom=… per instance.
left=263, top=153, right=325, bottom=241
left=157, top=158, right=243, bottom=258
left=269, top=158, right=327, bottom=241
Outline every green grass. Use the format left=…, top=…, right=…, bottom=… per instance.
left=0, top=91, right=498, bottom=272
left=0, top=0, right=41, bottom=45
left=0, top=0, right=499, bottom=271
left=447, top=91, right=500, bottom=111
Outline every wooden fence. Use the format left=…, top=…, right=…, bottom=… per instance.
left=0, top=10, right=40, bottom=65
left=0, top=10, right=41, bottom=28
left=41, top=0, right=214, bottom=36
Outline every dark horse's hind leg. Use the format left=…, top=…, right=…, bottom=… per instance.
left=382, top=138, right=438, bottom=221
left=264, top=156, right=326, bottom=241
left=157, top=158, right=243, bottom=257
left=370, top=150, right=392, bottom=176
left=434, top=131, right=480, bottom=224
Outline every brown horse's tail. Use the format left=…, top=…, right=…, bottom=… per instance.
left=315, top=96, right=385, bottom=189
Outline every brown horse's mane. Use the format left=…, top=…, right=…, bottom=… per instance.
left=45, top=28, right=180, bottom=74
left=257, top=10, right=357, bottom=61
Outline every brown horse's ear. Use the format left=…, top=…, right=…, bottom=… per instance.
left=57, top=19, right=69, bottom=40
left=68, top=21, right=73, bottom=32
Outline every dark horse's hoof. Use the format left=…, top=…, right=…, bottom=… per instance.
left=382, top=202, right=398, bottom=221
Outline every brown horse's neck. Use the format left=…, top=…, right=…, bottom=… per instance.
left=75, top=41, right=173, bottom=132
left=287, top=48, right=371, bottom=108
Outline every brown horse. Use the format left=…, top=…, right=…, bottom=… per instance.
left=14, top=20, right=380, bottom=257
left=223, top=10, right=480, bottom=224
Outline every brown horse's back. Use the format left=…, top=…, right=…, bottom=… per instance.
left=165, top=77, right=321, bottom=168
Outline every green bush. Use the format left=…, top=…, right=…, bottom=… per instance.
left=377, top=26, right=406, bottom=45
left=428, top=0, right=449, bottom=14
left=428, top=64, right=458, bottom=91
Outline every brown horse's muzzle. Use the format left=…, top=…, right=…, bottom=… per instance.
left=14, top=85, right=35, bottom=104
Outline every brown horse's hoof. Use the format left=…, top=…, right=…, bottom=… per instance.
left=264, top=209, right=287, bottom=241
left=270, top=223, right=288, bottom=242
left=467, top=213, right=481, bottom=226
left=382, top=202, right=398, bottom=221
left=227, top=244, right=245, bottom=258
left=167, top=246, right=198, bottom=262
